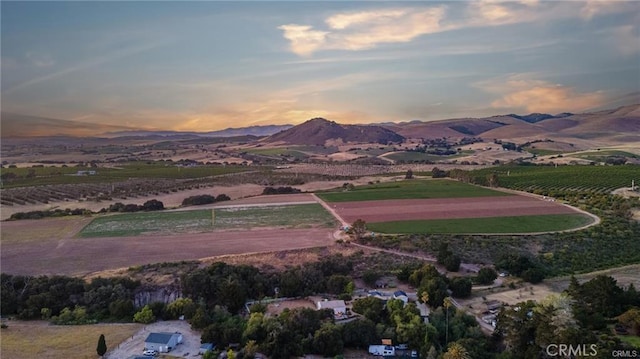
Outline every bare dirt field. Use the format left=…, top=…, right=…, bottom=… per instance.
left=266, top=298, right=317, bottom=316
left=332, top=195, right=579, bottom=223
left=1, top=222, right=334, bottom=276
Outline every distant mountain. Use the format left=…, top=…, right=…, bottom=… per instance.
left=0, top=113, right=136, bottom=137
left=266, top=117, right=405, bottom=145
left=108, top=124, right=292, bottom=138
left=1, top=112, right=292, bottom=138
left=385, top=104, right=640, bottom=144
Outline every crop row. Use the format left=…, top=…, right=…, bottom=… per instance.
left=471, top=164, right=639, bottom=193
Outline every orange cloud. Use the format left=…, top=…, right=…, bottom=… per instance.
left=480, top=75, right=606, bottom=113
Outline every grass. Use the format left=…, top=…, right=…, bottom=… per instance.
left=618, top=334, right=640, bottom=348
left=79, top=210, right=213, bottom=237
left=522, top=147, right=564, bottom=156
left=244, top=147, right=309, bottom=159
left=0, top=321, right=142, bottom=359
left=317, top=179, right=509, bottom=202
left=79, top=203, right=336, bottom=237
left=366, top=214, right=593, bottom=234
left=213, top=203, right=336, bottom=229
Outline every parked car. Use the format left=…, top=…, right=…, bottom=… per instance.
left=143, top=349, right=158, bottom=356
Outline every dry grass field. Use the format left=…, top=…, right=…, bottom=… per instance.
left=0, top=321, right=141, bottom=359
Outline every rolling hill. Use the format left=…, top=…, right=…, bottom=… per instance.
left=265, top=117, right=405, bottom=145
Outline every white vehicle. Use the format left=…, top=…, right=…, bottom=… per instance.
left=143, top=349, right=158, bottom=356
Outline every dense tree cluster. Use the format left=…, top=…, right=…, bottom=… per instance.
left=101, top=199, right=165, bottom=213
left=1, top=274, right=139, bottom=322
left=8, top=208, right=91, bottom=220
left=261, top=186, right=301, bottom=195
left=181, top=194, right=231, bottom=206
left=437, top=243, right=461, bottom=272
left=496, top=275, right=640, bottom=358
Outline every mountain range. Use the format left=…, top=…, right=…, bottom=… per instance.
left=2, top=104, right=639, bottom=146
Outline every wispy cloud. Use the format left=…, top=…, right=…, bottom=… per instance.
left=477, top=74, right=606, bottom=113
left=279, top=7, right=446, bottom=56
left=2, top=40, right=167, bottom=95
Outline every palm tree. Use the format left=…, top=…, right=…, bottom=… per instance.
left=443, top=297, right=452, bottom=345
left=443, top=342, right=471, bottom=359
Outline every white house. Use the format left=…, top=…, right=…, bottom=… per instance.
left=144, top=332, right=183, bottom=353
left=393, top=290, right=409, bottom=305
left=317, top=299, right=347, bottom=319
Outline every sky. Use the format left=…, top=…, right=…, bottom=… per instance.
left=2, top=0, right=639, bottom=132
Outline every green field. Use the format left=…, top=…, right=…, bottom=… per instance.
left=1, top=162, right=253, bottom=188
left=317, top=179, right=508, bottom=202
left=79, top=210, right=213, bottom=237
left=366, top=214, right=593, bottom=234
left=213, top=203, right=336, bottom=229
left=79, top=203, right=335, bottom=237
left=244, top=147, right=309, bottom=159
left=470, top=165, right=640, bottom=193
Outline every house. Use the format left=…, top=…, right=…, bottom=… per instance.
left=317, top=299, right=347, bottom=319
left=144, top=332, right=183, bottom=353
left=417, top=302, right=430, bottom=323
left=199, top=343, right=215, bottom=354
left=368, top=345, right=395, bottom=356
left=367, top=290, right=390, bottom=301
left=392, top=290, right=409, bottom=304
left=486, top=300, right=503, bottom=312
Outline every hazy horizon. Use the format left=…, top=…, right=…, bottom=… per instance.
left=2, top=1, right=639, bottom=134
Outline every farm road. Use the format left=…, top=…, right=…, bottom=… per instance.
left=1, top=227, right=334, bottom=277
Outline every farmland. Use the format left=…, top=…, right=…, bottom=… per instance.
left=0, top=321, right=142, bottom=359
left=367, top=213, right=593, bottom=234
left=317, top=179, right=508, bottom=202
left=470, top=164, right=640, bottom=193
left=79, top=210, right=213, bottom=237
left=79, top=203, right=335, bottom=237
left=0, top=161, right=253, bottom=188
left=213, top=203, right=336, bottom=229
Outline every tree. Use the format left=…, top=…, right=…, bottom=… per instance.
left=348, top=219, right=367, bottom=241
left=313, top=322, right=343, bottom=357
left=444, top=297, right=452, bottom=345
left=96, top=334, right=107, bottom=357
left=449, top=277, right=472, bottom=298
left=443, top=342, right=471, bottom=359
left=133, top=305, right=155, bottom=324
left=476, top=268, right=498, bottom=285
left=405, top=169, right=414, bottom=179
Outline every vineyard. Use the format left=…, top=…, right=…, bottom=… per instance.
left=470, top=165, right=640, bottom=194
left=0, top=165, right=349, bottom=207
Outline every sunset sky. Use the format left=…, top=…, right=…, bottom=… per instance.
left=2, top=1, right=639, bottom=132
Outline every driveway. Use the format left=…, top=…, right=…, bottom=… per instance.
left=105, top=320, right=202, bottom=359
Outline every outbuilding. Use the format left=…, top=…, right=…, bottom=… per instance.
left=144, top=332, right=182, bottom=353
left=199, top=343, right=215, bottom=355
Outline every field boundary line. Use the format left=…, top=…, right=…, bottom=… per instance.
left=311, top=193, right=349, bottom=227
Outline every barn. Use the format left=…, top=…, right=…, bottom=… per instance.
left=144, top=332, right=182, bottom=353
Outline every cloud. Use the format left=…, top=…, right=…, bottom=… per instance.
left=2, top=40, right=167, bottom=95
left=579, top=0, right=631, bottom=20
left=478, top=74, right=606, bottom=113
left=602, top=24, right=640, bottom=56
left=278, top=25, right=328, bottom=57
left=26, top=52, right=54, bottom=67
left=279, top=7, right=446, bottom=56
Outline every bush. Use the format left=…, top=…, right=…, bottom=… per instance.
left=182, top=195, right=216, bottom=206
left=262, top=186, right=301, bottom=195
left=476, top=268, right=498, bottom=285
